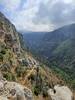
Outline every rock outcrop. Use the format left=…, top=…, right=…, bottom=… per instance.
left=0, top=12, right=34, bottom=100
left=0, top=12, right=21, bottom=55
left=0, top=78, right=33, bottom=100
left=48, top=85, right=73, bottom=100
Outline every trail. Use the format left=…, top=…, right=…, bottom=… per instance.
left=23, top=67, right=35, bottom=84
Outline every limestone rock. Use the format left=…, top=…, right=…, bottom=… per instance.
left=48, top=85, right=73, bottom=100
left=0, top=79, right=33, bottom=100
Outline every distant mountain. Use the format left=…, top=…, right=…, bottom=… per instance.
left=23, top=32, right=46, bottom=50
left=23, top=24, right=75, bottom=88
left=41, top=24, right=75, bottom=57
left=23, top=24, right=75, bottom=57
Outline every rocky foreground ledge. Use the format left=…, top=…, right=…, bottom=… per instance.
left=48, top=85, right=74, bottom=100
left=0, top=77, right=33, bottom=100
left=0, top=74, right=74, bottom=100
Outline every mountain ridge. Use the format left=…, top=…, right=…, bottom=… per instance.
left=0, top=12, right=70, bottom=100
left=23, top=23, right=75, bottom=90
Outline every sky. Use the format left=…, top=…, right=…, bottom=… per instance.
left=0, top=0, right=75, bottom=32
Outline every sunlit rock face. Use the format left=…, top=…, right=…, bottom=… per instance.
left=48, top=85, right=73, bottom=100
left=0, top=12, right=21, bottom=54
left=0, top=77, right=33, bottom=100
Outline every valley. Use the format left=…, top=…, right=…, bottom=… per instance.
left=0, top=0, right=75, bottom=99
left=0, top=12, right=71, bottom=100
left=23, top=24, right=75, bottom=91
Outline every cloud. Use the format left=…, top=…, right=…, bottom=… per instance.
left=34, top=0, right=75, bottom=29
left=0, top=0, right=75, bottom=31
left=0, top=0, right=21, bottom=11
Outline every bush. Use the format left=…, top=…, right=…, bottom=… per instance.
left=34, top=81, right=42, bottom=96
left=28, top=74, right=35, bottom=81
left=1, top=49, right=6, bottom=55
left=22, top=60, right=28, bottom=66
left=15, top=66, right=25, bottom=77
left=71, top=80, right=75, bottom=89
left=3, top=72, right=16, bottom=81
left=34, top=85, right=41, bottom=96
left=0, top=53, right=3, bottom=61
left=42, top=90, right=48, bottom=97
left=1, top=64, right=10, bottom=72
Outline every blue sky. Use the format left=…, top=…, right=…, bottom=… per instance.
left=0, top=0, right=75, bottom=31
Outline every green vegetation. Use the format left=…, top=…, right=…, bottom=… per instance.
left=42, top=89, right=48, bottom=97
left=34, top=85, right=42, bottom=96
left=1, top=49, right=6, bottom=55
left=3, top=72, right=16, bottom=81
left=49, top=65, right=75, bottom=88
left=15, top=66, right=26, bottom=77
left=0, top=47, right=6, bottom=61
left=33, top=75, right=48, bottom=97
left=21, top=60, right=28, bottom=66
left=71, top=80, right=75, bottom=89
left=0, top=53, right=3, bottom=61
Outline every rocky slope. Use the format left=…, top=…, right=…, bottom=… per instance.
left=0, top=73, right=33, bottom=100
left=0, top=12, right=34, bottom=100
left=0, top=12, right=74, bottom=100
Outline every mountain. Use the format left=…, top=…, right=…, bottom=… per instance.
left=23, top=24, right=75, bottom=57
left=0, top=12, right=34, bottom=100
left=39, top=24, right=75, bottom=58
left=23, top=24, right=75, bottom=89
left=0, top=12, right=69, bottom=100
left=23, top=32, right=46, bottom=50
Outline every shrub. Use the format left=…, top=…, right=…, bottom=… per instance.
left=71, top=80, right=75, bottom=89
left=0, top=53, right=3, bottom=61
left=42, top=90, right=48, bottom=97
left=28, top=74, right=35, bottom=81
left=1, top=64, right=10, bottom=72
left=1, top=49, right=6, bottom=55
left=22, top=60, right=28, bottom=66
left=34, top=85, right=41, bottom=96
left=15, top=66, right=25, bottom=77
left=3, top=72, right=16, bottom=81
left=34, top=79, right=43, bottom=96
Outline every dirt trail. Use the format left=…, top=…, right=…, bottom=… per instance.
left=23, top=67, right=35, bottom=84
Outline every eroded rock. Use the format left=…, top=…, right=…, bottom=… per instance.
left=0, top=79, right=33, bottom=100
left=48, top=85, right=73, bottom=100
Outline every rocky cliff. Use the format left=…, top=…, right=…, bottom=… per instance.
left=0, top=12, right=74, bottom=100
left=0, top=73, right=33, bottom=100
left=0, top=12, right=21, bottom=55
left=0, top=12, right=34, bottom=100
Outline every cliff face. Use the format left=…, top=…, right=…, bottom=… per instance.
left=0, top=12, right=21, bottom=55
left=0, top=12, right=25, bottom=72
left=0, top=12, right=34, bottom=100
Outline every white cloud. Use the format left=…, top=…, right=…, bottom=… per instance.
left=63, top=0, right=73, bottom=4
left=8, top=0, right=53, bottom=31
left=23, top=0, right=42, bottom=9
left=11, top=6, right=39, bottom=31
left=0, top=0, right=21, bottom=11
left=0, top=0, right=75, bottom=31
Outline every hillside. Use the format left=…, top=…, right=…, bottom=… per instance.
left=23, top=24, right=75, bottom=57
left=23, top=32, right=46, bottom=51
left=23, top=24, right=75, bottom=89
left=0, top=12, right=71, bottom=100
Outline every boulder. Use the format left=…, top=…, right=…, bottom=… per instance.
left=48, top=85, right=73, bottom=100
left=0, top=79, right=33, bottom=100
left=0, top=96, right=8, bottom=100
